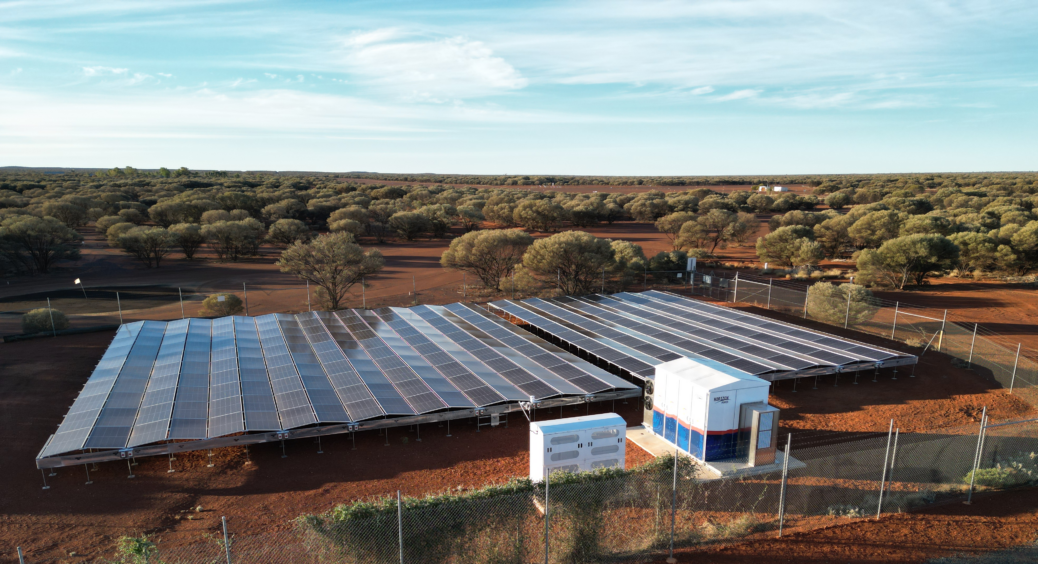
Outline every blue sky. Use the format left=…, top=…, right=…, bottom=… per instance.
left=1, top=0, right=1036, bottom=175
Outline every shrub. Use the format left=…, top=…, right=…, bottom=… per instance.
left=199, top=293, right=244, bottom=317
left=22, top=308, right=69, bottom=334
left=825, top=504, right=866, bottom=518
left=964, top=453, right=1038, bottom=489
left=806, top=281, right=880, bottom=325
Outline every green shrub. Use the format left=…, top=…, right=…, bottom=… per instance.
left=199, top=293, right=244, bottom=318
left=21, top=307, right=69, bottom=334
left=115, top=534, right=158, bottom=564
left=964, top=452, right=1038, bottom=489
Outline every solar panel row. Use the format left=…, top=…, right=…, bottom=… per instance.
left=40, top=307, right=635, bottom=460
left=487, top=291, right=913, bottom=382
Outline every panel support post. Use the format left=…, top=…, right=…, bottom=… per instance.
left=116, top=291, right=123, bottom=324
left=362, top=277, right=366, bottom=309
left=766, top=279, right=773, bottom=310
left=733, top=271, right=740, bottom=303
left=802, top=291, right=809, bottom=319
left=1010, top=343, right=1021, bottom=393
left=844, top=286, right=852, bottom=329
left=966, top=406, right=987, bottom=504
left=967, top=323, right=978, bottom=368
left=890, top=302, right=899, bottom=340
left=937, top=309, right=947, bottom=352
left=397, top=490, right=404, bottom=564
left=243, top=283, right=249, bottom=316
left=40, top=469, right=50, bottom=490
left=222, top=516, right=232, bottom=564
left=544, top=467, right=550, bottom=564
left=47, top=297, right=57, bottom=337
left=179, top=287, right=185, bottom=319
left=307, top=280, right=311, bottom=312
left=84, top=463, right=93, bottom=485
left=778, top=433, right=791, bottom=537
left=876, top=419, right=893, bottom=519
left=17, top=547, right=25, bottom=564
left=668, top=445, right=678, bottom=564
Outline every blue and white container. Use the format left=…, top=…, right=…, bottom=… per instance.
left=651, top=357, right=771, bottom=461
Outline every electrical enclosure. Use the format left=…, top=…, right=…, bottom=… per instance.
left=529, top=412, right=626, bottom=481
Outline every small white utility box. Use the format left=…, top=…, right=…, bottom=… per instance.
left=651, top=358, right=775, bottom=463
left=530, top=413, right=626, bottom=481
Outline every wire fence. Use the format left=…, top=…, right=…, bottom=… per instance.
left=690, top=271, right=1038, bottom=407
left=14, top=418, right=1038, bottom=563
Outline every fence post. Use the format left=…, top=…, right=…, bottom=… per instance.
left=967, top=323, right=978, bottom=367
left=47, top=297, right=56, bottom=337
left=1010, top=344, right=1021, bottom=393
left=936, top=309, right=947, bottom=352
left=876, top=419, right=893, bottom=519
left=668, top=446, right=678, bottom=563
left=885, top=428, right=900, bottom=499
left=397, top=490, right=404, bottom=564
left=116, top=291, right=123, bottom=324
left=766, top=279, right=773, bottom=310
left=644, top=269, right=648, bottom=291
left=463, top=273, right=466, bottom=299
left=802, top=289, right=808, bottom=319
left=413, top=275, right=417, bottom=306
left=221, top=516, right=231, bottom=564
left=843, top=287, right=852, bottom=329
left=733, top=272, right=740, bottom=302
left=890, top=302, right=899, bottom=340
left=179, top=287, right=185, bottom=319
left=307, top=280, right=311, bottom=312
left=17, top=547, right=24, bottom=564
left=602, top=267, right=605, bottom=294
left=243, top=283, right=249, bottom=316
left=966, top=406, right=987, bottom=504
left=512, top=271, right=515, bottom=300
left=778, top=433, right=791, bottom=537
left=362, top=276, right=366, bottom=309
left=544, top=467, right=550, bottom=564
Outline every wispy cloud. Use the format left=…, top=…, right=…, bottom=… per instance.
left=83, top=66, right=128, bottom=76
left=690, top=86, right=713, bottom=95
left=338, top=29, right=527, bottom=101
left=715, top=89, right=761, bottom=102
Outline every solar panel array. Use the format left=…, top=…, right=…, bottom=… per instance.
left=488, top=290, right=914, bottom=381
left=39, top=306, right=634, bottom=461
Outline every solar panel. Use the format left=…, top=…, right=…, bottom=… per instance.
left=298, top=312, right=384, bottom=421
left=235, top=317, right=281, bottom=431
left=332, top=309, right=447, bottom=414
left=255, top=315, right=317, bottom=430
left=168, top=318, right=212, bottom=439
left=276, top=315, right=351, bottom=423
left=127, top=318, right=189, bottom=447
left=85, top=321, right=167, bottom=449
left=207, top=317, right=245, bottom=438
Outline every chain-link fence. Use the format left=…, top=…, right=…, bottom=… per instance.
left=690, top=271, right=1038, bottom=405
left=15, top=418, right=1038, bottom=563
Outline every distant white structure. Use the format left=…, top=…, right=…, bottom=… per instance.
left=772, top=186, right=789, bottom=192
left=530, top=413, right=626, bottom=481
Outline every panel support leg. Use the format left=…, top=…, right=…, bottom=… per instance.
left=281, top=440, right=287, bottom=458
left=208, top=449, right=215, bottom=467
left=84, top=464, right=93, bottom=485
left=317, top=436, right=323, bottom=454
left=127, top=459, right=135, bottom=479
left=416, top=424, right=421, bottom=442
left=168, top=453, right=175, bottom=473
left=41, top=469, right=50, bottom=490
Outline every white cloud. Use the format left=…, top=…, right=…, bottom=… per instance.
left=264, top=72, right=277, bottom=79
left=715, top=89, right=761, bottom=102
left=339, top=29, right=527, bottom=100
left=230, top=78, right=256, bottom=87
left=83, top=66, right=128, bottom=76
left=690, top=86, right=713, bottom=95
left=157, top=72, right=172, bottom=78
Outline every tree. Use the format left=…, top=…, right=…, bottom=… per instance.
left=513, top=200, right=567, bottom=232
left=440, top=229, right=534, bottom=290
left=117, top=208, right=146, bottom=225
left=648, top=250, right=688, bottom=282
left=946, top=232, right=997, bottom=274
left=42, top=202, right=88, bottom=228
left=277, top=232, right=384, bottom=310
left=268, top=219, right=312, bottom=246
left=389, top=212, right=430, bottom=241
left=848, top=210, right=904, bottom=248
left=655, top=212, right=695, bottom=249
left=117, top=226, right=176, bottom=268
left=199, top=293, right=244, bottom=317
left=522, top=231, right=614, bottom=295
left=806, top=282, right=880, bottom=325
left=262, top=198, right=306, bottom=223
left=201, top=219, right=265, bottom=262
left=330, top=219, right=365, bottom=238
left=201, top=210, right=231, bottom=224
left=675, top=210, right=756, bottom=253
left=0, top=216, right=81, bottom=274
left=900, top=215, right=952, bottom=236
left=813, top=215, right=854, bottom=257
left=106, top=222, right=136, bottom=246
left=825, top=192, right=852, bottom=210
left=625, top=193, right=670, bottom=222
left=855, top=234, right=959, bottom=289
left=149, top=201, right=196, bottom=227
left=755, top=226, right=824, bottom=267
left=95, top=215, right=124, bottom=233
left=608, top=239, right=649, bottom=290
left=747, top=193, right=774, bottom=213
left=169, top=223, right=205, bottom=260
left=1008, top=220, right=1038, bottom=274
left=457, top=206, right=484, bottom=232
left=417, top=204, right=457, bottom=238
left=22, top=307, right=70, bottom=334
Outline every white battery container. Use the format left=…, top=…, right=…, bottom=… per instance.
left=529, top=413, right=626, bottom=481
